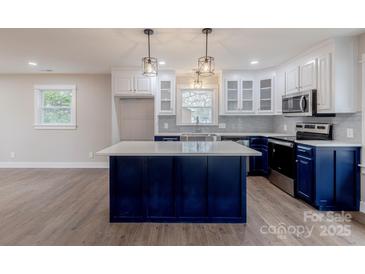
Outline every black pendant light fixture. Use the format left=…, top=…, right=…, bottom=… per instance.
left=193, top=69, right=203, bottom=89
left=142, top=29, right=158, bottom=77
left=198, top=28, right=215, bottom=77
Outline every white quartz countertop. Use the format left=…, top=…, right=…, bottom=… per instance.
left=295, top=140, right=362, bottom=147
left=155, top=132, right=294, bottom=137
left=97, top=141, right=262, bottom=156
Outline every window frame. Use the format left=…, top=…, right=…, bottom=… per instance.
left=176, top=84, right=218, bottom=126
left=34, top=85, right=77, bottom=130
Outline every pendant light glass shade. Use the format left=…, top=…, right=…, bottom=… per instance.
left=142, top=57, right=158, bottom=77
left=193, top=70, right=203, bottom=89
left=198, top=28, right=215, bottom=77
left=142, top=29, right=158, bottom=77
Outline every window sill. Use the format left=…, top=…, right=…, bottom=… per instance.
left=34, top=124, right=77, bottom=130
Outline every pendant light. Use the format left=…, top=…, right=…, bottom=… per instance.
left=198, top=28, right=215, bottom=77
left=193, top=70, right=203, bottom=89
left=142, top=29, right=158, bottom=77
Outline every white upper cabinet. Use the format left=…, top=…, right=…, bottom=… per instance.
left=285, top=67, right=299, bottom=94
left=282, top=37, right=358, bottom=113
left=241, top=80, right=254, bottom=112
left=112, top=70, right=154, bottom=96
left=285, top=59, right=317, bottom=94
left=299, top=59, right=317, bottom=90
left=222, top=74, right=256, bottom=114
left=134, top=75, right=153, bottom=94
left=113, top=74, right=134, bottom=94
left=258, top=78, right=273, bottom=113
left=157, top=71, right=176, bottom=115
left=274, top=70, right=285, bottom=115
left=222, top=71, right=274, bottom=115
left=317, top=53, right=331, bottom=112
left=225, top=80, right=240, bottom=112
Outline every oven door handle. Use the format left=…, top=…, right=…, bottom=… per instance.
left=268, top=139, right=294, bottom=148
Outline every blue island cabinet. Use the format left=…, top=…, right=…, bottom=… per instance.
left=295, top=144, right=361, bottom=211
left=249, top=137, right=269, bottom=176
left=109, top=155, right=247, bottom=223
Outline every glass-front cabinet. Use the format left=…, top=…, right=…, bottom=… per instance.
left=258, top=78, right=273, bottom=112
left=225, top=80, right=239, bottom=111
left=224, top=78, right=254, bottom=114
left=157, top=71, right=176, bottom=115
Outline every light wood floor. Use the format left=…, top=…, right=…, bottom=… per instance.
left=1, top=168, right=365, bottom=245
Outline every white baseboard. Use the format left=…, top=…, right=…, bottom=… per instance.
left=360, top=201, right=365, bottom=214
left=0, top=161, right=108, bottom=169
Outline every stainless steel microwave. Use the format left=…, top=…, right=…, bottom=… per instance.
left=282, top=90, right=317, bottom=116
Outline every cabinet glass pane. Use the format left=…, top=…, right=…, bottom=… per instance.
left=242, top=81, right=253, bottom=89
left=161, top=90, right=171, bottom=100
left=161, top=101, right=171, bottom=111
left=260, top=89, right=271, bottom=100
left=227, top=101, right=238, bottom=111
left=227, top=81, right=238, bottom=90
left=242, top=90, right=253, bottom=100
left=260, top=100, right=271, bottom=111
left=227, top=90, right=238, bottom=100
left=161, top=81, right=171, bottom=89
left=260, top=79, right=271, bottom=88
left=242, top=101, right=253, bottom=111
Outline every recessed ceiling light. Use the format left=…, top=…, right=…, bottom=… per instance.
left=28, top=61, right=38, bottom=66
left=159, top=60, right=166, bottom=65
left=250, top=60, right=259, bottom=65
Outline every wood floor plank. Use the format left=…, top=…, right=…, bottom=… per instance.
left=1, top=168, right=365, bottom=245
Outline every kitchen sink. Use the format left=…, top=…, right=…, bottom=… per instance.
left=180, top=133, right=218, bottom=141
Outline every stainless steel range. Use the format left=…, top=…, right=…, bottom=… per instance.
left=268, top=122, right=333, bottom=196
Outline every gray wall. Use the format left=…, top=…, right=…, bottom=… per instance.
left=158, top=115, right=275, bottom=133
left=159, top=112, right=362, bottom=143
left=0, top=74, right=111, bottom=163
left=273, top=112, right=362, bottom=143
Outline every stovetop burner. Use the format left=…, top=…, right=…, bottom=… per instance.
left=271, top=122, right=333, bottom=143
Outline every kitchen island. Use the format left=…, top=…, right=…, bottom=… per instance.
left=97, top=141, right=261, bottom=223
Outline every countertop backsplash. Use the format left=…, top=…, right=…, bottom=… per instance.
left=273, top=112, right=362, bottom=143
left=158, top=115, right=275, bottom=134
left=158, top=112, right=362, bottom=144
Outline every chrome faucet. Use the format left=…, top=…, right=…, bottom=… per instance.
left=195, top=117, right=202, bottom=133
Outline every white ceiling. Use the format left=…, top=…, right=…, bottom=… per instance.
left=0, top=28, right=363, bottom=73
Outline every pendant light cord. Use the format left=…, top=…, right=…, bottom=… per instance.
left=148, top=32, right=151, bottom=59
left=205, top=31, right=208, bottom=58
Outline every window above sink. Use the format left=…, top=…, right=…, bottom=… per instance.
left=176, top=84, right=218, bottom=126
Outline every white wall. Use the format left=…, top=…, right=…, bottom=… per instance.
left=0, top=74, right=111, bottom=167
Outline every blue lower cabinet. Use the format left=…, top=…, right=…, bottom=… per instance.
left=176, top=157, right=208, bottom=218
left=207, top=157, right=244, bottom=219
left=295, top=145, right=360, bottom=211
left=109, top=157, right=145, bottom=220
left=147, top=157, right=176, bottom=219
left=296, top=155, right=314, bottom=203
left=109, top=155, right=247, bottom=223
left=249, top=137, right=269, bottom=176
left=154, top=136, right=180, bottom=141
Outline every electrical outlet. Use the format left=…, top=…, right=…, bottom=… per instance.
left=219, top=123, right=226, bottom=129
left=283, top=124, right=287, bottom=131
left=89, top=152, right=94, bottom=159
left=10, top=152, right=16, bottom=159
left=347, top=128, right=354, bottom=138
left=163, top=123, right=169, bottom=129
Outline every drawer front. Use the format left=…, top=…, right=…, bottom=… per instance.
left=154, top=136, right=180, bottom=141
left=296, top=145, right=313, bottom=158
left=249, top=137, right=268, bottom=146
